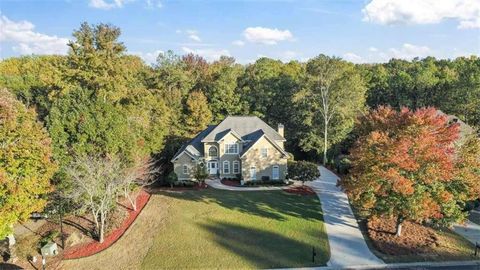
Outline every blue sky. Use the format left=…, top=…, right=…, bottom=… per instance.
left=1, top=0, right=479, bottom=64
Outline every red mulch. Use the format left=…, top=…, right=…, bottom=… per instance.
left=367, top=217, right=440, bottom=256
left=284, top=185, right=316, bottom=195
left=63, top=190, right=151, bottom=259
left=221, top=179, right=240, bottom=187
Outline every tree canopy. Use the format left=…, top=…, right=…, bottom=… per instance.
left=0, top=89, right=57, bottom=239
left=339, top=106, right=477, bottom=235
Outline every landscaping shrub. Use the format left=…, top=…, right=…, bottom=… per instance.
left=287, top=160, right=320, bottom=185
left=166, top=171, right=177, bottom=188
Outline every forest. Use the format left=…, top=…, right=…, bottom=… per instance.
left=1, top=22, right=479, bottom=240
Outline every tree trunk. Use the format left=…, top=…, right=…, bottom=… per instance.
left=395, top=216, right=404, bottom=237
left=323, top=119, right=328, bottom=166
left=99, top=213, right=105, bottom=243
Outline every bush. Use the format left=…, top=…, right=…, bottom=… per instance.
left=261, top=176, right=270, bottom=181
left=38, top=230, right=59, bottom=248
left=166, top=171, right=177, bottom=187
left=287, top=160, right=320, bottom=185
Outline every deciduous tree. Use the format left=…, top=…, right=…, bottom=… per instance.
left=0, top=89, right=57, bottom=239
left=340, top=106, right=467, bottom=236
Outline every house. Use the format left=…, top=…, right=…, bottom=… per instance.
left=171, top=116, right=288, bottom=182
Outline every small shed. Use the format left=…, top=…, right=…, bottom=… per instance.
left=41, top=242, right=58, bottom=257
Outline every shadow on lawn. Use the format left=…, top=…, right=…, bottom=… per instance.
left=199, top=221, right=329, bottom=268
left=154, top=189, right=324, bottom=221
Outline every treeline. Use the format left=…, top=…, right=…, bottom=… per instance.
left=2, top=26, right=478, bottom=165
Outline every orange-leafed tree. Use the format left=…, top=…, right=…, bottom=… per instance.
left=339, top=106, right=470, bottom=236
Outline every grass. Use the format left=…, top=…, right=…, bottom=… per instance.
left=62, top=188, right=329, bottom=269
left=141, top=189, right=329, bottom=269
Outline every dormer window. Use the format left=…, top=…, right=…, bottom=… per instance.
left=224, top=143, right=238, bottom=154
left=208, top=146, right=218, bottom=157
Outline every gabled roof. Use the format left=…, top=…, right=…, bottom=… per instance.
left=240, top=129, right=288, bottom=157
left=201, top=116, right=285, bottom=142
left=171, top=125, right=216, bottom=161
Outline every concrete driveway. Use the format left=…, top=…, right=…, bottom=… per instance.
left=307, top=166, right=384, bottom=268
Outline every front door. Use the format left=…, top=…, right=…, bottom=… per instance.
left=208, top=161, right=218, bottom=175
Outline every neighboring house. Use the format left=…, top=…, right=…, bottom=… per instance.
left=171, top=116, right=288, bottom=182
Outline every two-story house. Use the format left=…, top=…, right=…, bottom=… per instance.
left=171, top=116, right=288, bottom=182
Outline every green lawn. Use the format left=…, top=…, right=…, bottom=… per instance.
left=141, top=189, right=329, bottom=269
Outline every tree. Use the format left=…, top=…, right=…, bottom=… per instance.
left=205, top=56, right=245, bottom=122
left=287, top=160, right=320, bottom=185
left=294, top=55, right=366, bottom=164
left=0, top=89, right=57, bottom=239
left=454, top=134, right=480, bottom=201
left=339, top=106, right=468, bottom=236
left=193, top=163, right=209, bottom=185
left=66, top=155, right=123, bottom=243
left=184, top=91, right=212, bottom=136
left=121, top=158, right=158, bottom=211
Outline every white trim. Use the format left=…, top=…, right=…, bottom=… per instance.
left=261, top=148, right=268, bottom=158
left=240, top=134, right=287, bottom=158
left=250, top=166, right=256, bottom=180
left=171, top=150, right=196, bottom=162
left=223, top=160, right=230, bottom=174
left=272, top=165, right=279, bottom=180
left=208, top=145, right=218, bottom=158
left=224, top=143, right=239, bottom=154
left=233, top=161, right=240, bottom=174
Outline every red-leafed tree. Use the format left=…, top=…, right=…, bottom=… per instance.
left=339, top=106, right=471, bottom=236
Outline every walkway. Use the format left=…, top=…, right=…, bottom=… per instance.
left=205, top=179, right=287, bottom=191
left=453, top=220, right=480, bottom=245
left=306, top=166, right=384, bottom=268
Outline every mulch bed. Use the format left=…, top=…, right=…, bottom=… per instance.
left=148, top=182, right=208, bottom=193
left=221, top=179, right=241, bottom=187
left=63, top=190, right=151, bottom=259
left=367, top=217, right=440, bottom=255
left=284, top=185, right=316, bottom=195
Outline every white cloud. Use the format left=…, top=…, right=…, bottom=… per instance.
left=343, top=43, right=435, bottom=63
left=243, top=27, right=294, bottom=45
left=232, top=40, right=245, bottom=46
left=131, top=50, right=164, bottom=64
left=0, top=15, right=69, bottom=55
left=89, top=0, right=130, bottom=10
left=388, top=43, right=431, bottom=59
left=363, top=0, right=480, bottom=29
left=343, top=52, right=364, bottom=63
left=146, top=0, right=162, bottom=9
left=189, top=34, right=201, bottom=42
left=181, top=47, right=230, bottom=61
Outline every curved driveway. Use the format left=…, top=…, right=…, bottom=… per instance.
left=207, top=167, right=384, bottom=269
left=306, top=166, right=384, bottom=268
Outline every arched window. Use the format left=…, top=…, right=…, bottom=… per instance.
left=208, top=146, right=218, bottom=157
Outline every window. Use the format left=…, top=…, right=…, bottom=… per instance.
left=224, top=143, right=238, bottom=154
left=261, top=148, right=268, bottom=158
left=250, top=166, right=256, bottom=180
left=183, top=165, right=188, bottom=174
left=223, top=161, right=230, bottom=174
left=208, top=146, right=218, bottom=157
left=233, top=161, right=240, bottom=174
left=272, top=165, right=279, bottom=180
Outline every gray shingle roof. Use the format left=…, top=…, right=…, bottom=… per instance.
left=201, top=116, right=285, bottom=142
left=172, top=116, right=286, bottom=161
left=171, top=125, right=216, bottom=161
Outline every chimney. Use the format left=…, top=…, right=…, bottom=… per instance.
left=278, top=124, right=284, bottom=138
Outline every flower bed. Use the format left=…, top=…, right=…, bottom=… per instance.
left=221, top=179, right=241, bottom=187
left=63, top=190, right=151, bottom=259
left=284, top=185, right=316, bottom=195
